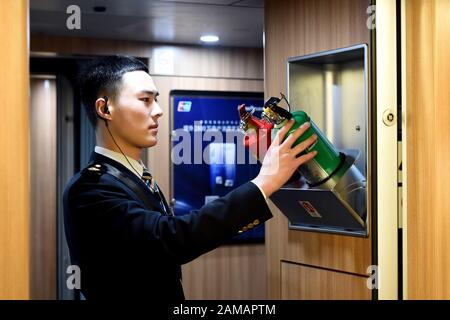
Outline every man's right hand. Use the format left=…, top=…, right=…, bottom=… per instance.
left=251, top=119, right=318, bottom=198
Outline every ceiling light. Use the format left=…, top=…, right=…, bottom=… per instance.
left=200, top=35, right=219, bottom=43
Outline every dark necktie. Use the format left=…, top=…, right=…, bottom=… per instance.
left=141, top=168, right=173, bottom=216
left=141, top=168, right=156, bottom=193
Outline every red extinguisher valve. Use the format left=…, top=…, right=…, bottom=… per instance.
left=238, top=104, right=274, bottom=161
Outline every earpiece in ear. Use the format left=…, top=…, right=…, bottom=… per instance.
left=103, top=96, right=110, bottom=114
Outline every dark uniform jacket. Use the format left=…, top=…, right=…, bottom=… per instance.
left=63, top=152, right=272, bottom=300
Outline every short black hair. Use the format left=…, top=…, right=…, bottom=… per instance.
left=78, top=55, right=149, bottom=127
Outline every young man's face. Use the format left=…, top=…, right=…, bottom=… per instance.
left=109, top=70, right=162, bottom=149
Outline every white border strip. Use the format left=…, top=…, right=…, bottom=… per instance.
left=376, top=0, right=399, bottom=300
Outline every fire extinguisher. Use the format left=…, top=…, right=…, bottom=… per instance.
left=239, top=94, right=345, bottom=187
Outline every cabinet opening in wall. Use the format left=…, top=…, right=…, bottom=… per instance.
left=270, top=44, right=369, bottom=237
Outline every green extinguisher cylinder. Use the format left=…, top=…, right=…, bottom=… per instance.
left=273, top=111, right=345, bottom=186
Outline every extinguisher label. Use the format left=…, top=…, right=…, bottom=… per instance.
left=299, top=201, right=322, bottom=218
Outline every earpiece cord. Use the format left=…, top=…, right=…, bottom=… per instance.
left=105, top=122, right=143, bottom=179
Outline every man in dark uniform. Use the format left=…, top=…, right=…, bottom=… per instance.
left=63, top=56, right=318, bottom=300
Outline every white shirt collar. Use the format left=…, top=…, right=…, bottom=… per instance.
left=94, top=146, right=144, bottom=178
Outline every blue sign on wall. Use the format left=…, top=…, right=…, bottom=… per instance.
left=170, top=91, right=265, bottom=243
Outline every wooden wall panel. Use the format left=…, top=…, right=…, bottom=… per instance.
left=264, top=0, right=372, bottom=299
left=30, top=77, right=57, bottom=299
left=183, top=244, right=267, bottom=300
left=281, top=262, right=371, bottom=300
left=31, top=35, right=263, bottom=80
left=31, top=35, right=266, bottom=299
left=0, top=0, right=30, bottom=299
left=405, top=0, right=450, bottom=299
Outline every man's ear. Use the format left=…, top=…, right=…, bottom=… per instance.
left=95, top=97, right=111, bottom=121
